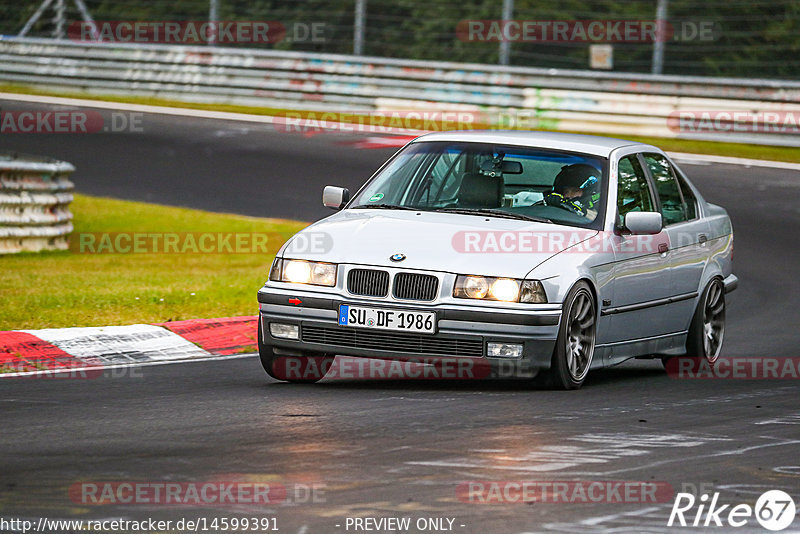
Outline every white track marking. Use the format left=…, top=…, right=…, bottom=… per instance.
left=540, top=505, right=686, bottom=534
left=755, top=414, right=800, bottom=425
left=407, top=433, right=727, bottom=473
left=21, top=324, right=211, bottom=364
left=562, top=437, right=800, bottom=477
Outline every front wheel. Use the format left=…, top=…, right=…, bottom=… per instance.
left=539, top=282, right=597, bottom=390
left=258, top=320, right=334, bottom=383
left=686, top=278, right=726, bottom=363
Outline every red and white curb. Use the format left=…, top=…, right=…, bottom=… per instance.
left=0, top=316, right=258, bottom=378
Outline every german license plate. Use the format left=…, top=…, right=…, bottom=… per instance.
left=338, top=305, right=436, bottom=334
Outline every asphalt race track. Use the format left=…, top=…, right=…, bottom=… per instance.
left=2, top=99, right=800, bottom=533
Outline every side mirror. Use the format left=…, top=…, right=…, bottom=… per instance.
left=322, top=186, right=350, bottom=210
left=625, top=211, right=662, bottom=235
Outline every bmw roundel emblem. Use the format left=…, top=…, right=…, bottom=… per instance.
left=390, top=253, right=406, bottom=262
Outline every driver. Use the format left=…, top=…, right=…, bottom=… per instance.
left=543, top=164, right=600, bottom=218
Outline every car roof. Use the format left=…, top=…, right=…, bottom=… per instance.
left=412, top=130, right=652, bottom=158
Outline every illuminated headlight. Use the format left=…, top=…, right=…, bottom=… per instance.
left=454, top=275, right=547, bottom=303
left=490, top=278, right=520, bottom=302
left=268, top=258, right=337, bottom=287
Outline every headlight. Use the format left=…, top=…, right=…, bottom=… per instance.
left=489, top=278, right=520, bottom=302
left=454, top=275, right=547, bottom=303
left=268, top=258, right=337, bottom=287
left=463, top=276, right=489, bottom=299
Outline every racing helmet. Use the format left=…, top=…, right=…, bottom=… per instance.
left=553, top=163, right=600, bottom=209
left=553, top=164, right=598, bottom=194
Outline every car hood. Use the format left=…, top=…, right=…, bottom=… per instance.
left=281, top=209, right=598, bottom=279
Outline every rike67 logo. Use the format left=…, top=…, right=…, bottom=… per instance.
left=668, top=490, right=796, bottom=531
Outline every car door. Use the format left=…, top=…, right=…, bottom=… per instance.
left=642, top=153, right=711, bottom=336
left=604, top=152, right=674, bottom=352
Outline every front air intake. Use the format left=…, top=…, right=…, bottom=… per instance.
left=347, top=269, right=390, bottom=297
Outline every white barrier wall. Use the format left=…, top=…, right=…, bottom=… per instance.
left=1, top=37, right=799, bottom=146
left=0, top=153, right=74, bottom=254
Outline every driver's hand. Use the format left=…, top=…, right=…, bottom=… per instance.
left=544, top=192, right=587, bottom=217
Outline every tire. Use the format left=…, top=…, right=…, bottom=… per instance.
left=538, top=281, right=597, bottom=390
left=686, top=278, right=726, bottom=363
left=258, top=320, right=334, bottom=383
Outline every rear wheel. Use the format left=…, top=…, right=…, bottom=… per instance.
left=687, top=278, right=726, bottom=363
left=258, top=320, right=334, bottom=383
left=539, top=282, right=597, bottom=390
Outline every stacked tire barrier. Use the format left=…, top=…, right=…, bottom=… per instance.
left=0, top=152, right=74, bottom=254
left=0, top=37, right=799, bottom=145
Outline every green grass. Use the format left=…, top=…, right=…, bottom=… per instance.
left=0, top=83, right=295, bottom=117
left=2, top=83, right=800, bottom=164
left=0, top=194, right=307, bottom=330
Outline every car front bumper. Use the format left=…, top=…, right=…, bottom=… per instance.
left=723, top=274, right=739, bottom=294
left=257, top=286, right=562, bottom=371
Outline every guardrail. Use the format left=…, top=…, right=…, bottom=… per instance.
left=1, top=37, right=799, bottom=146
left=0, top=151, right=74, bottom=254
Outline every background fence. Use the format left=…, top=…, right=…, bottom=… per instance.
left=1, top=37, right=800, bottom=146
left=0, top=0, right=798, bottom=79
left=0, top=151, right=74, bottom=254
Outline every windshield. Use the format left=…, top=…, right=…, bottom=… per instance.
left=350, top=141, right=607, bottom=228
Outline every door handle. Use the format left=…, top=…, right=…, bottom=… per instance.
left=698, top=234, right=708, bottom=245
left=658, top=243, right=669, bottom=254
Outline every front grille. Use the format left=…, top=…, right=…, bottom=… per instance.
left=302, top=325, right=484, bottom=358
left=393, top=273, right=438, bottom=301
left=347, top=269, right=389, bottom=297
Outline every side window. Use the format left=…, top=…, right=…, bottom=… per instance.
left=643, top=153, right=688, bottom=225
left=676, top=172, right=698, bottom=220
left=617, top=155, right=655, bottom=227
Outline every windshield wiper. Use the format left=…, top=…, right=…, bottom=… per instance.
left=435, top=207, right=553, bottom=224
left=351, top=204, right=424, bottom=211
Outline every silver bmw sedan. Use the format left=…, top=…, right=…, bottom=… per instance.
left=257, top=131, right=737, bottom=389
